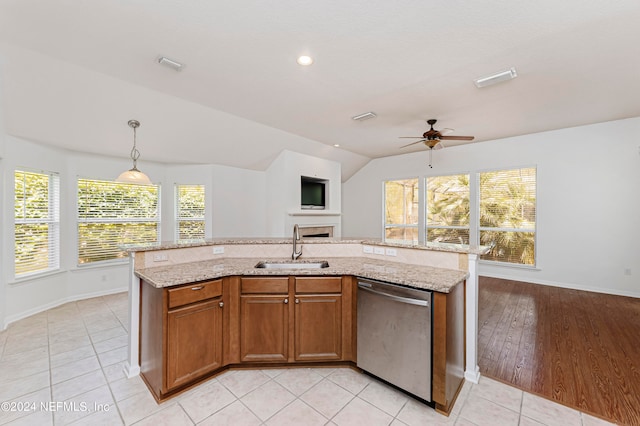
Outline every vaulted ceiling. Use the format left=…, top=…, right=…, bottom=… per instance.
left=1, top=1, right=639, bottom=179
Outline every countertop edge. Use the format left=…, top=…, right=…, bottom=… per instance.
left=125, top=238, right=490, bottom=255
left=135, top=257, right=469, bottom=294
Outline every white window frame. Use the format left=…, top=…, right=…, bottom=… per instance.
left=175, top=184, right=206, bottom=241
left=14, top=168, right=60, bottom=279
left=77, top=178, right=160, bottom=266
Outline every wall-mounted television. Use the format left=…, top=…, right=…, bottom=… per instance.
left=301, top=177, right=326, bottom=210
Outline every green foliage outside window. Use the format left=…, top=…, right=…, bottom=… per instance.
left=176, top=185, right=205, bottom=241
left=77, top=179, right=159, bottom=264
left=480, top=168, right=536, bottom=265
left=14, top=170, right=60, bottom=277
left=426, top=174, right=470, bottom=244
left=384, top=179, right=419, bottom=243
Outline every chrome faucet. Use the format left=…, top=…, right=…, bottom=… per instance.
left=292, top=224, right=302, bottom=260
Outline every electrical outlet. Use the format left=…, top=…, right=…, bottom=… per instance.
left=373, top=247, right=385, bottom=255
left=385, top=248, right=397, bottom=257
left=153, top=253, right=168, bottom=262
left=213, top=246, right=225, bottom=254
left=362, top=245, right=374, bottom=254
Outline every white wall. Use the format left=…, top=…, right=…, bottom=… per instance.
left=211, top=165, right=267, bottom=237
left=343, top=118, right=640, bottom=297
left=265, top=150, right=342, bottom=237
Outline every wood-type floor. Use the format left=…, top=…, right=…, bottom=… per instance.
left=478, top=277, right=640, bottom=426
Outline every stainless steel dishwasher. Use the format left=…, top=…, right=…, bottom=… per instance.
left=357, top=279, right=432, bottom=401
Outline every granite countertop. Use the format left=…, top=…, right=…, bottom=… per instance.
left=126, top=237, right=489, bottom=255
left=135, top=257, right=468, bottom=293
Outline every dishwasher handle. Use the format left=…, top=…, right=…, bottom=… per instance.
left=358, top=283, right=429, bottom=307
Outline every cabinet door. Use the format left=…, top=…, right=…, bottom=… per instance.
left=294, top=295, right=342, bottom=361
left=240, top=295, right=289, bottom=362
left=166, top=298, right=223, bottom=390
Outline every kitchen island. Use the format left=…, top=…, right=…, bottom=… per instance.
left=125, top=238, right=486, bottom=415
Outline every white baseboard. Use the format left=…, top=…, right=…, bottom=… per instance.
left=464, top=367, right=481, bottom=384
left=480, top=272, right=640, bottom=299
left=2, top=286, right=128, bottom=330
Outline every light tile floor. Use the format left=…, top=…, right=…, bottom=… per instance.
left=0, top=292, right=616, bottom=426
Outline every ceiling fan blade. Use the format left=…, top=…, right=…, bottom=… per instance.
left=440, top=128, right=455, bottom=135
left=399, top=136, right=426, bottom=138
left=433, top=142, right=444, bottom=150
left=439, top=135, right=474, bottom=141
left=400, top=139, right=426, bottom=148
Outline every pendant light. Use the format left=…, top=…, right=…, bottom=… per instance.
left=116, top=120, right=152, bottom=185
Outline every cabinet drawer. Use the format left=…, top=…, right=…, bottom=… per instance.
left=168, top=280, right=223, bottom=309
left=295, top=277, right=342, bottom=294
left=241, top=277, right=289, bottom=294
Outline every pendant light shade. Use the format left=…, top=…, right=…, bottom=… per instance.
left=116, top=120, right=152, bottom=185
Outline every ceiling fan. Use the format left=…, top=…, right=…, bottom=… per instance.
left=399, top=119, right=474, bottom=168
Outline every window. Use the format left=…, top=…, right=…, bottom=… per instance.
left=426, top=174, right=470, bottom=244
left=384, top=178, right=419, bottom=243
left=77, top=179, right=160, bottom=264
left=175, top=184, right=205, bottom=241
left=479, top=167, right=536, bottom=265
left=14, top=169, right=60, bottom=277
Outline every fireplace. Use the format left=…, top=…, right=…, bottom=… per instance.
left=299, top=226, right=334, bottom=238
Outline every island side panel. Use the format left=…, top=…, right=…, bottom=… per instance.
left=432, top=280, right=465, bottom=415
left=341, top=276, right=355, bottom=362
left=139, top=279, right=165, bottom=398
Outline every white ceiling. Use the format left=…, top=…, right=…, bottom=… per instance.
left=1, top=0, right=639, bottom=179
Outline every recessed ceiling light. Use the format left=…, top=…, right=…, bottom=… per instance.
left=157, top=56, right=183, bottom=71
left=351, top=112, right=377, bottom=121
left=296, top=55, right=314, bottom=66
left=474, top=67, right=517, bottom=88
left=333, top=144, right=340, bottom=147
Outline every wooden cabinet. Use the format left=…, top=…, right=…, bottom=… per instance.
left=240, top=295, right=289, bottom=362
left=140, top=274, right=356, bottom=401
left=239, top=277, right=289, bottom=362
left=294, top=277, right=342, bottom=361
left=140, top=278, right=224, bottom=400
left=238, top=276, right=355, bottom=364
left=166, top=298, right=223, bottom=389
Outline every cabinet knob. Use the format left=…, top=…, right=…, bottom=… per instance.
left=190, top=286, right=204, bottom=291
left=284, top=298, right=289, bottom=304
left=295, top=299, right=300, bottom=304
left=219, top=301, right=224, bottom=308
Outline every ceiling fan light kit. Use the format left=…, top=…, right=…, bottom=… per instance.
left=398, top=119, right=475, bottom=168
left=473, top=67, right=517, bottom=88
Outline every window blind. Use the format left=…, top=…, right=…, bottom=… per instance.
left=426, top=174, right=470, bottom=245
left=77, top=178, right=160, bottom=264
left=175, top=184, right=205, bottom=241
left=14, top=169, right=60, bottom=277
left=479, top=167, right=536, bottom=265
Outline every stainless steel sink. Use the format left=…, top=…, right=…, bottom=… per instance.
left=254, top=260, right=330, bottom=269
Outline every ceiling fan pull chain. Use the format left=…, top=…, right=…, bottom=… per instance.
left=429, top=148, right=433, bottom=168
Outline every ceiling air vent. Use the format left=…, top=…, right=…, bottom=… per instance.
left=352, top=112, right=377, bottom=121
left=474, top=67, right=517, bottom=88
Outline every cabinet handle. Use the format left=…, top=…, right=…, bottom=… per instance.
left=190, top=286, right=204, bottom=291
left=284, top=298, right=289, bottom=304
left=219, top=301, right=224, bottom=308
left=295, top=299, right=299, bottom=304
